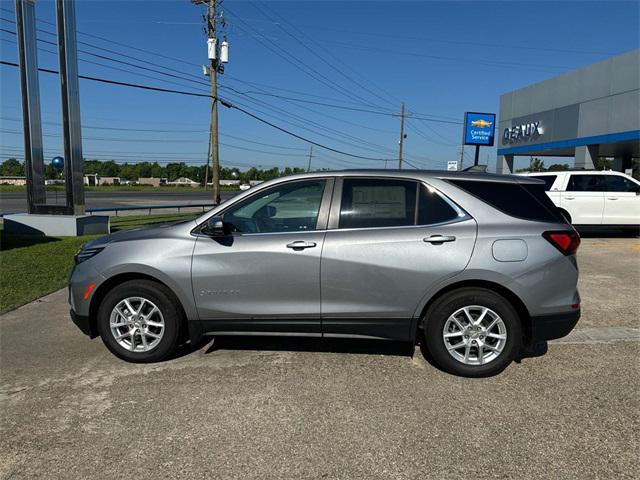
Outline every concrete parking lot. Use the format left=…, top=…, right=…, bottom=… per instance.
left=1, top=237, right=638, bottom=479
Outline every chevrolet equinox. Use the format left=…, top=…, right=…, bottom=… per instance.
left=69, top=171, right=581, bottom=377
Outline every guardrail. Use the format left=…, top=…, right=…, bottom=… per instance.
left=0, top=202, right=218, bottom=218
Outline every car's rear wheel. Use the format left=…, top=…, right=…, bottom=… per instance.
left=97, top=280, right=181, bottom=363
left=424, top=288, right=522, bottom=377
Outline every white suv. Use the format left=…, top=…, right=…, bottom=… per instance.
left=519, top=170, right=640, bottom=227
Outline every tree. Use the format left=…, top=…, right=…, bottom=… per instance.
left=0, top=156, right=323, bottom=185
left=529, top=157, right=545, bottom=172
left=546, top=163, right=570, bottom=171
left=0, top=158, right=24, bottom=176
left=594, top=157, right=613, bottom=170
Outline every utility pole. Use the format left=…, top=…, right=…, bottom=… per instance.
left=459, top=145, right=465, bottom=170
left=192, top=0, right=228, bottom=203
left=207, top=0, right=220, bottom=204
left=306, top=145, right=313, bottom=172
left=398, top=102, right=405, bottom=169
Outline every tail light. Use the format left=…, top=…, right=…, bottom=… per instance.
left=543, top=231, right=581, bottom=255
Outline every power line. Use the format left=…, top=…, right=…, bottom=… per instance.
left=324, top=40, right=570, bottom=73
left=0, top=6, right=203, bottom=68
left=224, top=4, right=385, bottom=109
left=2, top=22, right=463, bottom=126
left=221, top=90, right=399, bottom=157
left=231, top=14, right=613, bottom=56
left=247, top=1, right=394, bottom=111
left=1, top=35, right=401, bottom=155
left=0, top=24, right=211, bottom=89
left=405, top=120, right=457, bottom=147
left=0, top=59, right=394, bottom=162
left=2, top=26, right=406, bottom=150
left=220, top=84, right=397, bottom=135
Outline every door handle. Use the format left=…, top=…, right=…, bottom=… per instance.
left=564, top=197, right=575, bottom=200
left=286, top=241, right=317, bottom=250
left=423, top=235, right=456, bottom=244
left=607, top=197, right=619, bottom=200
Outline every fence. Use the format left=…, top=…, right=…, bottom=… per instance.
left=0, top=203, right=218, bottom=218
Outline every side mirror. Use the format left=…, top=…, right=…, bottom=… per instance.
left=202, top=216, right=229, bottom=237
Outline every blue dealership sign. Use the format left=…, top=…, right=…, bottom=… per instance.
left=464, top=112, right=496, bottom=146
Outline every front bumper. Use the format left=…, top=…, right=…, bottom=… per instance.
left=70, top=308, right=97, bottom=338
left=531, top=309, right=580, bottom=342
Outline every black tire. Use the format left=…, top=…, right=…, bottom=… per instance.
left=97, top=280, right=182, bottom=363
left=423, top=288, right=522, bottom=377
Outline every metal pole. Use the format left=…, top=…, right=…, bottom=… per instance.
left=203, top=117, right=211, bottom=190
left=15, top=0, right=46, bottom=212
left=474, top=145, right=480, bottom=166
left=56, top=0, right=85, bottom=214
left=307, top=145, right=313, bottom=172
left=208, top=0, right=221, bottom=205
left=398, top=102, right=405, bottom=169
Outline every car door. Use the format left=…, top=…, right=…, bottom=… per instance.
left=320, top=177, right=477, bottom=341
left=561, top=174, right=606, bottom=225
left=602, top=174, right=640, bottom=225
left=191, top=178, right=333, bottom=334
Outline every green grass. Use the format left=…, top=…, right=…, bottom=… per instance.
left=0, top=184, right=240, bottom=193
left=0, top=212, right=199, bottom=314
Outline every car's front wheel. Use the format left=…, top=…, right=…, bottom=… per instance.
left=97, top=280, right=182, bottom=363
left=424, top=288, right=522, bottom=377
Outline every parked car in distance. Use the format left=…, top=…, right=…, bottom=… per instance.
left=69, top=170, right=581, bottom=377
left=518, top=170, right=640, bottom=229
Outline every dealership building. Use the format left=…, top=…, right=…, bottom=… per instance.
left=496, top=49, right=639, bottom=174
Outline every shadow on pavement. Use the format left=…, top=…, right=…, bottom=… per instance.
left=203, top=335, right=415, bottom=357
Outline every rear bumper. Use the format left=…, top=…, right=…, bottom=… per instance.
left=531, top=310, right=580, bottom=342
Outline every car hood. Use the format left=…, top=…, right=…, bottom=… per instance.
left=83, top=219, right=198, bottom=249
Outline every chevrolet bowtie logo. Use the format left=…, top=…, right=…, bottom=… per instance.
left=471, top=119, right=493, bottom=128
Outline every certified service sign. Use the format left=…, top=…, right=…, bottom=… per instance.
left=463, top=112, right=496, bottom=146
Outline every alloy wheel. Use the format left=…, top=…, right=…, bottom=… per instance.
left=109, top=297, right=165, bottom=353
left=442, top=305, right=507, bottom=366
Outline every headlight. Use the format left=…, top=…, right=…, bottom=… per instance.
left=74, top=247, right=104, bottom=264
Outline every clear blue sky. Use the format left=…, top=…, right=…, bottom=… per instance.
left=1, top=0, right=638, bottom=172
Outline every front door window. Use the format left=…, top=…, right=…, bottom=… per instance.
left=224, top=180, right=326, bottom=233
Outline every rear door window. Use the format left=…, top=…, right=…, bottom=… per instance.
left=567, top=174, right=607, bottom=192
left=604, top=175, right=638, bottom=192
left=339, top=178, right=416, bottom=229
left=449, top=179, right=565, bottom=223
left=530, top=175, right=557, bottom=191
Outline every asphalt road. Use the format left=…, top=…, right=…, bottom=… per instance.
left=0, top=190, right=237, bottom=213
left=1, top=238, right=639, bottom=479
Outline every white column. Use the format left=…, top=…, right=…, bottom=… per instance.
left=496, top=154, right=514, bottom=174
left=574, top=145, right=598, bottom=170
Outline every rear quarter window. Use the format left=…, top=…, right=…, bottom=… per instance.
left=448, top=179, right=565, bottom=223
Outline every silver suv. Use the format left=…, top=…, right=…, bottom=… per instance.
left=69, top=171, right=581, bottom=377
